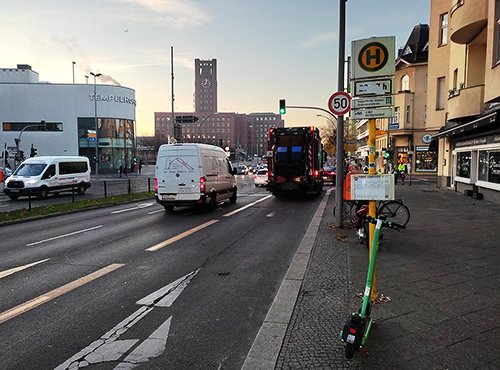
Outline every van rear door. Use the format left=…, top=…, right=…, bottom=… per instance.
left=157, top=148, right=201, bottom=201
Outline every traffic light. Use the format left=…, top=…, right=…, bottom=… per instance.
left=19, top=150, right=25, bottom=161
left=384, top=150, right=392, bottom=159
left=30, top=147, right=38, bottom=157
left=279, top=99, right=286, bottom=114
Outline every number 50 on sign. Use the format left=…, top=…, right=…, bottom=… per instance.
left=328, top=91, right=351, bottom=116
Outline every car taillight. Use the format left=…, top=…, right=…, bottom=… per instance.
left=200, top=177, right=206, bottom=192
left=266, top=171, right=270, bottom=177
left=154, top=178, right=158, bottom=192
left=314, top=170, right=319, bottom=177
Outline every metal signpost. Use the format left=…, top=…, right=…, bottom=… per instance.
left=351, top=36, right=395, bottom=299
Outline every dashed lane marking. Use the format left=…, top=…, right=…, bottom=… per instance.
left=0, top=258, right=51, bottom=279
left=0, top=263, right=124, bottom=324
left=25, top=225, right=104, bottom=247
left=222, top=195, right=272, bottom=217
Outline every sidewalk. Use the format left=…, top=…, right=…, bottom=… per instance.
left=268, top=179, right=500, bottom=369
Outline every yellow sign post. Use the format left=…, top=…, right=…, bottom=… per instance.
left=368, top=118, right=378, bottom=301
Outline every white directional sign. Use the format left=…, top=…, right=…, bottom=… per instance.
left=352, top=96, right=393, bottom=109
left=328, top=91, right=351, bottom=115
left=352, top=107, right=394, bottom=120
left=354, top=78, right=393, bottom=96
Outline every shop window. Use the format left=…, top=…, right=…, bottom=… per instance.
left=415, top=147, right=437, bottom=172
left=479, top=150, right=500, bottom=184
left=456, top=151, right=471, bottom=178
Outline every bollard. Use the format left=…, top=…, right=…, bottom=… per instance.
left=104, top=181, right=108, bottom=198
left=28, top=192, right=32, bottom=211
left=148, top=177, right=151, bottom=193
left=71, top=185, right=75, bottom=203
left=128, top=179, right=131, bottom=194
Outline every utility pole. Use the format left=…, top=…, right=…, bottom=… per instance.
left=334, top=0, right=347, bottom=228
left=171, top=46, right=176, bottom=143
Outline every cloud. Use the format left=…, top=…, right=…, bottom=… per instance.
left=113, top=0, right=213, bottom=28
left=299, top=32, right=337, bottom=49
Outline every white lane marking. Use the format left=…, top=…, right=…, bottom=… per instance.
left=145, top=220, right=219, bottom=252
left=0, top=263, right=124, bottom=324
left=266, top=211, right=276, bottom=218
left=115, top=316, right=172, bottom=369
left=111, top=202, right=155, bottom=214
left=0, top=258, right=51, bottom=279
left=147, top=209, right=164, bottom=215
left=57, top=269, right=198, bottom=369
left=136, top=269, right=199, bottom=307
left=222, top=195, right=272, bottom=217
left=26, top=225, right=104, bottom=246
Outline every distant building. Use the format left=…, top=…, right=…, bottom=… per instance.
left=429, top=0, right=500, bottom=203
left=0, top=64, right=136, bottom=172
left=194, top=59, right=217, bottom=113
left=155, top=58, right=284, bottom=158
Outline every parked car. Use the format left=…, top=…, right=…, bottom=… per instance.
left=253, top=168, right=269, bottom=187
left=322, top=166, right=336, bottom=185
left=0, top=166, right=13, bottom=179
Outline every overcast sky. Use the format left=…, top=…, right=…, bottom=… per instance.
left=2, top=0, right=430, bottom=135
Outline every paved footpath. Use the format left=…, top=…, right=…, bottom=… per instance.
left=249, top=178, right=500, bottom=369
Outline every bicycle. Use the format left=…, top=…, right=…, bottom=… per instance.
left=336, top=199, right=410, bottom=227
left=340, top=214, right=406, bottom=359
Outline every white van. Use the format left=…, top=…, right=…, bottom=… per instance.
left=4, top=156, right=91, bottom=200
left=154, top=143, right=237, bottom=211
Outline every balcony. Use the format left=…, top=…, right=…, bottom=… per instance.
left=450, top=0, right=487, bottom=44
left=447, top=84, right=485, bottom=122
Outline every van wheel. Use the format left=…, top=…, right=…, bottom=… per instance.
left=77, top=183, right=86, bottom=195
left=164, top=205, right=174, bottom=212
left=39, top=187, right=49, bottom=199
left=8, top=194, right=19, bottom=200
left=229, top=188, right=237, bottom=204
left=208, top=193, right=217, bottom=211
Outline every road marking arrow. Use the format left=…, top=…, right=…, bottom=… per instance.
left=55, top=270, right=199, bottom=369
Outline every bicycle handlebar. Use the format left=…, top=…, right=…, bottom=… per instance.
left=364, top=214, right=406, bottom=231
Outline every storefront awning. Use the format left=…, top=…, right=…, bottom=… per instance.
left=431, top=112, right=498, bottom=139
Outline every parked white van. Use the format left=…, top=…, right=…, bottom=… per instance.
left=154, top=143, right=237, bottom=211
left=4, top=156, right=91, bottom=200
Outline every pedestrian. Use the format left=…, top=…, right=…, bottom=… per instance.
left=119, top=164, right=123, bottom=178
left=123, top=164, right=128, bottom=177
left=131, top=162, right=136, bottom=176
left=138, top=160, right=143, bottom=175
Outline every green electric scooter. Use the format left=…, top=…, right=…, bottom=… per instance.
left=340, top=214, right=406, bottom=359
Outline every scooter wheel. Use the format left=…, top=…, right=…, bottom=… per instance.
left=345, top=343, right=355, bottom=359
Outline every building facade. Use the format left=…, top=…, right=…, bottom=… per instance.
left=355, top=24, right=438, bottom=174
left=0, top=65, right=136, bottom=173
left=430, top=0, right=500, bottom=203
left=155, top=58, right=284, bottom=158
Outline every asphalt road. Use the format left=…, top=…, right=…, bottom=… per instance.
left=0, top=177, right=324, bottom=369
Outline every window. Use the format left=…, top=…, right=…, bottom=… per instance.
left=59, top=161, right=88, bottom=174
left=494, top=0, right=500, bottom=65
left=479, top=150, right=500, bottom=184
left=405, top=106, right=411, bottom=124
left=2, top=121, right=63, bottom=132
left=456, top=151, right=471, bottom=178
left=439, top=13, right=448, bottom=46
left=436, top=77, right=446, bottom=110
left=401, top=75, right=410, bottom=91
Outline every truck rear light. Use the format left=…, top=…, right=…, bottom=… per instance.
left=200, top=177, right=206, bottom=193
left=154, top=178, right=158, bottom=192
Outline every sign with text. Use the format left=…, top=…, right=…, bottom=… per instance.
left=352, top=107, right=394, bottom=120
left=354, top=78, right=393, bottom=96
left=352, top=36, right=395, bottom=79
left=352, top=96, right=393, bottom=109
left=350, top=174, right=395, bottom=200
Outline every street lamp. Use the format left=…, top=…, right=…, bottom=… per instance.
left=317, top=114, right=337, bottom=130
left=90, top=72, right=102, bottom=176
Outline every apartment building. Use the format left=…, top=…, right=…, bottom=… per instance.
left=429, top=0, right=500, bottom=203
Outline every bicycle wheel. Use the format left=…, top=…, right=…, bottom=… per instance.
left=378, top=200, right=410, bottom=226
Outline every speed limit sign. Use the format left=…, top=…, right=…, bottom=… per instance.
left=328, top=91, right=351, bottom=116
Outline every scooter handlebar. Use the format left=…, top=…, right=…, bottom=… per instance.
left=364, top=214, right=406, bottom=231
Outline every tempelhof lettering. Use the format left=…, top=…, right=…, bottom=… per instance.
left=89, top=93, right=136, bottom=106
